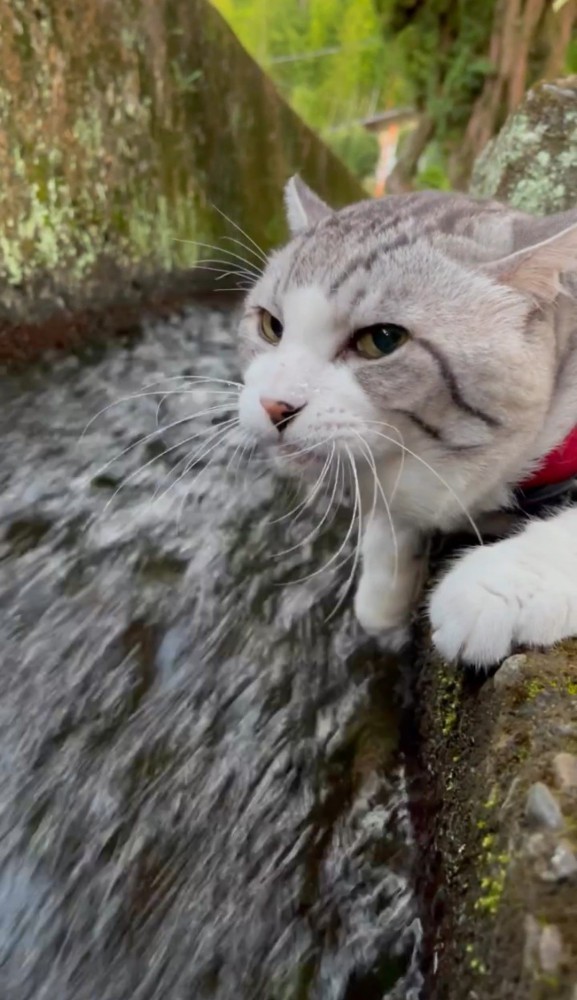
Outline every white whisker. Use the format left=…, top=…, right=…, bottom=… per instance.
left=192, top=261, right=258, bottom=282
left=352, top=431, right=399, bottom=584
left=273, top=446, right=336, bottom=557
left=98, top=417, right=238, bottom=519
left=154, top=419, right=239, bottom=506
left=363, top=420, right=483, bottom=544
left=221, top=235, right=268, bottom=267
left=80, top=377, right=241, bottom=439
left=91, top=402, right=237, bottom=482
left=209, top=204, right=269, bottom=265
left=175, top=423, right=241, bottom=523
left=325, top=447, right=363, bottom=622
left=283, top=457, right=358, bottom=587
left=172, top=239, right=262, bottom=275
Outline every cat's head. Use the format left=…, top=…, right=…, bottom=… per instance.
left=237, top=177, right=577, bottom=515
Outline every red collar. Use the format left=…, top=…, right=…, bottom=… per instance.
left=520, top=426, right=577, bottom=489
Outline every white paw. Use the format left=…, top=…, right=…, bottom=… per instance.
left=354, top=575, right=411, bottom=650
left=429, top=541, right=577, bottom=671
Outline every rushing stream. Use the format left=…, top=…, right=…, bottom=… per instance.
left=0, top=302, right=423, bottom=1000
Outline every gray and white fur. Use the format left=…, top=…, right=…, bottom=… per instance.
left=237, top=176, right=577, bottom=669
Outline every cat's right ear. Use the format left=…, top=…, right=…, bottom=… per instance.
left=484, top=221, right=577, bottom=301
left=284, top=175, right=332, bottom=235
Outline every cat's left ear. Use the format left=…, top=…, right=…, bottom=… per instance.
left=284, top=175, right=332, bottom=235
left=484, top=221, right=577, bottom=301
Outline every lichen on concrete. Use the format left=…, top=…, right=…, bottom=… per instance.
left=471, top=78, right=577, bottom=214
left=0, top=0, right=362, bottom=336
left=419, top=79, right=577, bottom=998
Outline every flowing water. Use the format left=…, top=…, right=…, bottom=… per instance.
left=0, top=303, right=423, bottom=1000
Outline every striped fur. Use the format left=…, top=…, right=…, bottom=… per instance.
left=237, top=179, right=577, bottom=668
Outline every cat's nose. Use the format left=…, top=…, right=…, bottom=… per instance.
left=260, top=397, right=304, bottom=430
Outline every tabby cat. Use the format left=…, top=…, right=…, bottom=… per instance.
left=237, top=176, right=577, bottom=670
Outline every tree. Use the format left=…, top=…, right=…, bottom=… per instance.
left=211, top=0, right=409, bottom=180
left=373, top=0, right=577, bottom=190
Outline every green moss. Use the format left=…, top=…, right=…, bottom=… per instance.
left=470, top=784, right=511, bottom=918
left=0, top=0, right=363, bottom=323
left=472, top=80, right=577, bottom=214
left=438, top=668, right=460, bottom=737
left=473, top=857, right=509, bottom=916
left=523, top=674, right=577, bottom=701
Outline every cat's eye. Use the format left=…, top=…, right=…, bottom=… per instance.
left=354, top=323, right=409, bottom=359
left=259, top=309, right=283, bottom=345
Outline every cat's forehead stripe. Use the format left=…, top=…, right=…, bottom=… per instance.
left=287, top=194, right=515, bottom=295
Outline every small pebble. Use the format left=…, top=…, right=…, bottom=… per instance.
left=547, top=841, right=577, bottom=882
left=493, top=654, right=527, bottom=690
left=538, top=924, right=563, bottom=975
left=525, top=782, right=564, bottom=831
left=523, top=914, right=540, bottom=971
left=553, top=752, right=577, bottom=792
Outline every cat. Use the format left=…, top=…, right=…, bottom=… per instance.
left=236, top=175, right=577, bottom=670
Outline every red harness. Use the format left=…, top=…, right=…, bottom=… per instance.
left=520, top=426, right=577, bottom=489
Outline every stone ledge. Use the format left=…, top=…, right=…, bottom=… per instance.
left=417, top=640, right=577, bottom=1000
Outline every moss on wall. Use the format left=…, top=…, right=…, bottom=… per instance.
left=471, top=78, right=577, bottom=214
left=0, top=0, right=362, bottom=334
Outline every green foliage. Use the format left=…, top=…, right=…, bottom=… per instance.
left=566, top=36, right=577, bottom=73
left=326, top=126, right=380, bottom=179
left=211, top=0, right=409, bottom=179
left=374, top=0, right=497, bottom=144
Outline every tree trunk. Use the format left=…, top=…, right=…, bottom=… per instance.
left=385, top=115, right=435, bottom=194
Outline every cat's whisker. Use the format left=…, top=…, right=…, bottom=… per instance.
left=283, top=454, right=359, bottom=587
left=221, top=235, right=268, bottom=267
left=325, top=447, right=363, bottom=622
left=194, top=269, right=257, bottom=287
left=363, top=420, right=483, bottom=544
left=91, top=402, right=237, bottom=482
left=95, top=413, right=237, bottom=523
left=209, top=204, right=269, bottom=265
left=150, top=419, right=236, bottom=502
left=192, top=257, right=259, bottom=280
left=153, top=389, right=238, bottom=432
left=176, top=423, right=241, bottom=524
left=224, top=430, right=253, bottom=484
left=272, top=446, right=336, bottom=558
left=80, top=378, right=241, bottom=439
left=263, top=440, right=333, bottom=520
left=170, top=246, right=262, bottom=281
left=315, top=454, right=347, bottom=542
left=154, top=419, right=239, bottom=507
left=352, top=431, right=399, bottom=585
left=172, top=238, right=262, bottom=276
left=189, top=264, right=257, bottom=284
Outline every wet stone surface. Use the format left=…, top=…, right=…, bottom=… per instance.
left=0, top=305, right=421, bottom=1000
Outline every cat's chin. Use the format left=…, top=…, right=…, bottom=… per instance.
left=269, top=442, right=328, bottom=475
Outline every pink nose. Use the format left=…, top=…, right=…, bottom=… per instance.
left=260, top=397, right=303, bottom=429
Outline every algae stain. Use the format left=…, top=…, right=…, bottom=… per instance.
left=472, top=785, right=511, bottom=917
left=437, top=668, right=460, bottom=737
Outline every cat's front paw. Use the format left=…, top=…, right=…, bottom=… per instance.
left=354, top=575, right=411, bottom=651
left=429, top=542, right=577, bottom=671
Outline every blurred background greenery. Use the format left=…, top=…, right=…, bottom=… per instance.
left=212, top=0, right=577, bottom=193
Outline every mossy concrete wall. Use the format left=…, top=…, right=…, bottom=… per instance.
left=421, top=79, right=577, bottom=999
left=471, top=78, right=577, bottom=213
left=0, top=0, right=362, bottom=358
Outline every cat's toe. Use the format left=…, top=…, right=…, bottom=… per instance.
left=429, top=551, right=519, bottom=670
